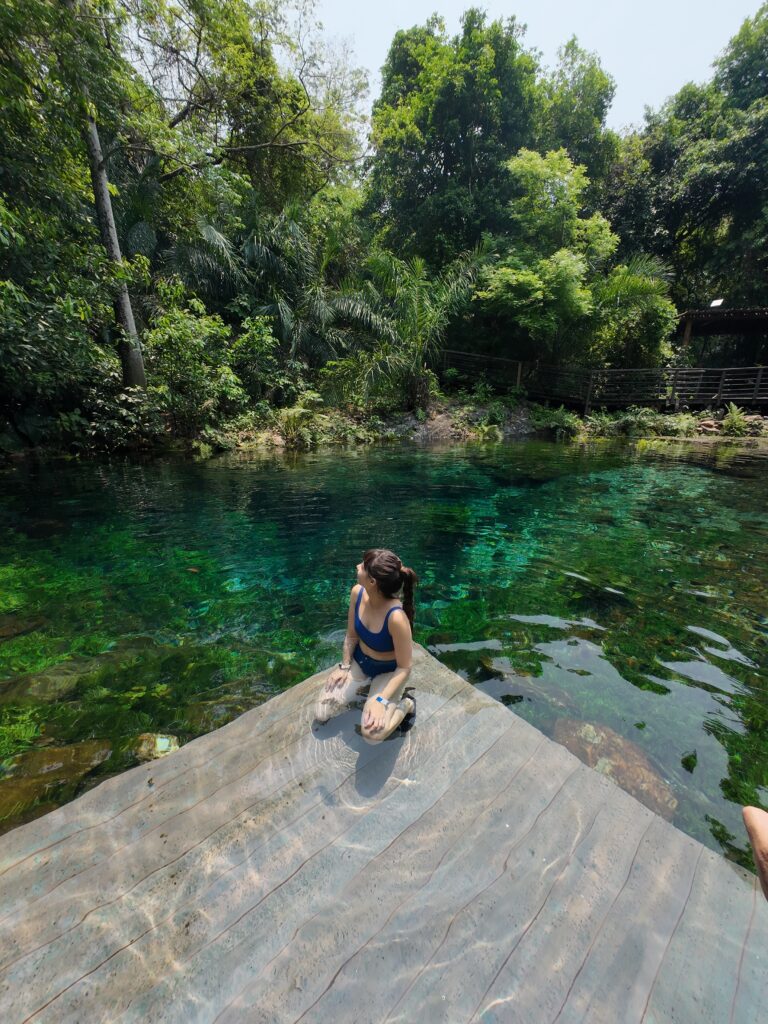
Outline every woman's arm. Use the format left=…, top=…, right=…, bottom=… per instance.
left=342, top=585, right=361, bottom=665
left=327, top=585, right=361, bottom=690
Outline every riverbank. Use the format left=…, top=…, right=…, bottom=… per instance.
left=3, top=397, right=767, bottom=461
left=217, top=398, right=768, bottom=453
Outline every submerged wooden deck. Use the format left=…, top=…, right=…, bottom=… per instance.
left=0, top=647, right=765, bottom=1023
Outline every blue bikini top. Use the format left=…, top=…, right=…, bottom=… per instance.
left=354, top=586, right=402, bottom=652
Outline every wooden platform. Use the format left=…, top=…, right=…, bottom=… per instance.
left=0, top=647, right=765, bottom=1023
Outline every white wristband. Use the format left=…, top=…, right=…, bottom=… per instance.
left=375, top=695, right=391, bottom=707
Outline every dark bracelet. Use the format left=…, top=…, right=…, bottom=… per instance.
left=338, top=662, right=351, bottom=671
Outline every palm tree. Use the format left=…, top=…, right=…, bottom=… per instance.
left=593, top=254, right=672, bottom=312
left=364, top=250, right=480, bottom=409
left=243, top=210, right=389, bottom=364
left=114, top=159, right=246, bottom=316
left=591, top=254, right=675, bottom=368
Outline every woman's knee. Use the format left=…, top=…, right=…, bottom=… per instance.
left=360, top=696, right=409, bottom=743
left=316, top=663, right=369, bottom=721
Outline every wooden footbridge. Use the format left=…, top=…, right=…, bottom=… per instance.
left=0, top=647, right=765, bottom=1022
left=443, top=352, right=768, bottom=414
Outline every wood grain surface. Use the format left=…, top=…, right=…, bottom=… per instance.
left=0, top=646, right=765, bottom=1023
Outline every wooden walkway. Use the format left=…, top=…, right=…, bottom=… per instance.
left=0, top=647, right=765, bottom=1023
left=442, top=351, right=768, bottom=412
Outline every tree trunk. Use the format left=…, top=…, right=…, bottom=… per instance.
left=82, top=113, right=146, bottom=388
left=408, top=366, right=431, bottom=411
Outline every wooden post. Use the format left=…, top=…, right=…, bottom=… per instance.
left=516, top=361, right=522, bottom=388
left=716, top=368, right=726, bottom=403
left=671, top=368, right=680, bottom=411
left=681, top=316, right=693, bottom=349
left=584, top=371, right=594, bottom=416
left=753, top=367, right=764, bottom=403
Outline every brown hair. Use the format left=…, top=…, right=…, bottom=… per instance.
left=363, top=548, right=418, bottom=628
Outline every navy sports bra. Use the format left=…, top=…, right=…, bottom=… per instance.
left=354, top=587, right=402, bottom=652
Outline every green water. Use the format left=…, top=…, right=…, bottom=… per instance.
left=1, top=441, right=766, bottom=869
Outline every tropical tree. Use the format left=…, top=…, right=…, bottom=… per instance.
left=360, top=250, right=480, bottom=408
left=536, top=38, right=619, bottom=202
left=590, top=255, right=677, bottom=367
left=472, top=150, right=675, bottom=366
left=243, top=209, right=389, bottom=365
left=604, top=3, right=768, bottom=322
left=366, top=8, right=539, bottom=264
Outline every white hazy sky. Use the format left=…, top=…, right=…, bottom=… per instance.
left=314, top=1, right=763, bottom=131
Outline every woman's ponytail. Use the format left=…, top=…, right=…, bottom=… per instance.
left=400, top=565, right=418, bottom=628
left=363, top=548, right=418, bottom=627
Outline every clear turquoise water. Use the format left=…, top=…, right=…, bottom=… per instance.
left=1, top=441, right=766, bottom=869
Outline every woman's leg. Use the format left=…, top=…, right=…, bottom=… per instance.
left=315, top=660, right=370, bottom=722
left=360, top=671, right=414, bottom=743
left=743, top=806, right=768, bottom=900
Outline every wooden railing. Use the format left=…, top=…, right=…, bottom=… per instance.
left=441, top=350, right=768, bottom=413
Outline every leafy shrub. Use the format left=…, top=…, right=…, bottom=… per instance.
left=229, top=317, right=307, bottom=406
left=318, top=352, right=411, bottom=413
left=52, top=365, right=164, bottom=452
left=275, top=397, right=378, bottom=449
left=144, top=300, right=247, bottom=434
left=471, top=377, right=494, bottom=403
left=483, top=399, right=508, bottom=426
left=474, top=422, right=503, bottom=441
left=530, top=403, right=583, bottom=438
left=664, top=413, right=698, bottom=437
left=722, top=402, right=748, bottom=436
left=276, top=404, right=316, bottom=448
left=502, top=385, right=526, bottom=406
left=585, top=410, right=620, bottom=436
left=611, top=405, right=667, bottom=436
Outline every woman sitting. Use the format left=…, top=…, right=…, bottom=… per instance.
left=316, top=548, right=416, bottom=742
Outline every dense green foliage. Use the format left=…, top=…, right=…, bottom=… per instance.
left=472, top=150, right=676, bottom=365
left=2, top=2, right=767, bottom=450
left=605, top=5, right=768, bottom=359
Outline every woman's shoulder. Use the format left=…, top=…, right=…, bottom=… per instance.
left=349, top=583, right=363, bottom=601
left=387, top=604, right=410, bottom=629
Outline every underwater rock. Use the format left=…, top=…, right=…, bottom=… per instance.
left=1, top=660, right=85, bottom=703
left=553, top=718, right=678, bottom=820
left=0, top=615, right=46, bottom=641
left=0, top=637, right=167, bottom=704
left=477, top=670, right=578, bottom=715
left=133, top=734, right=180, bottom=761
left=0, top=740, right=111, bottom=822
left=21, top=519, right=69, bottom=540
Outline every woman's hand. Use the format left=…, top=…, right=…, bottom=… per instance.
left=362, top=696, right=389, bottom=733
left=325, top=665, right=351, bottom=692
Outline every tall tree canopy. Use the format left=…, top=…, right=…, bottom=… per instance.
left=605, top=3, right=768, bottom=314
left=536, top=38, right=619, bottom=202
left=0, top=0, right=366, bottom=432
left=2, top=2, right=767, bottom=450
left=365, top=8, right=539, bottom=264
